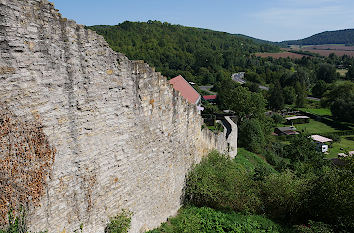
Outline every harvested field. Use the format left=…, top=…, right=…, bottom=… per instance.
left=302, top=45, right=354, bottom=51
left=301, top=49, right=354, bottom=57
left=255, top=52, right=306, bottom=59
left=289, top=44, right=354, bottom=57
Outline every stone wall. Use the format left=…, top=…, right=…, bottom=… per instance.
left=0, top=0, right=236, bottom=232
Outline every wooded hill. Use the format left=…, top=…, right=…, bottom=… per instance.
left=88, top=21, right=279, bottom=85
left=282, top=29, right=354, bottom=46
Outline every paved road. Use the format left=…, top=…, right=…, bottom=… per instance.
left=231, top=73, right=246, bottom=84
left=232, top=73, right=269, bottom=91
left=306, top=96, right=321, bottom=101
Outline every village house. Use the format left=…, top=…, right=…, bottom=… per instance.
left=285, top=116, right=310, bottom=125
left=169, top=75, right=204, bottom=111
left=203, top=95, right=217, bottom=103
left=274, top=126, right=298, bottom=136
left=169, top=75, right=201, bottom=105
left=310, top=135, right=333, bottom=153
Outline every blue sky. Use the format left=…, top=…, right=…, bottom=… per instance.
left=50, top=0, right=354, bottom=42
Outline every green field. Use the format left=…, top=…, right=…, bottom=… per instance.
left=276, top=117, right=354, bottom=158
left=328, top=135, right=354, bottom=158
left=294, top=119, right=338, bottom=134
left=298, top=108, right=332, bottom=116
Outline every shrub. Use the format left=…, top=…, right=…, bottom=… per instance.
left=105, top=210, right=132, bottom=233
left=185, top=151, right=262, bottom=213
left=261, top=170, right=311, bottom=223
left=271, top=113, right=285, bottom=124
left=294, top=220, right=334, bottom=233
left=307, top=167, right=354, bottom=232
left=0, top=209, right=47, bottom=233
left=147, top=206, right=291, bottom=233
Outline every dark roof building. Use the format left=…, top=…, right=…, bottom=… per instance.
left=274, top=126, right=298, bottom=136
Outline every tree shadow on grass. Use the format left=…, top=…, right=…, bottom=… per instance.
left=344, top=136, right=354, bottom=141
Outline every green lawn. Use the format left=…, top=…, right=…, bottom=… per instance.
left=294, top=119, right=339, bottom=135
left=293, top=119, right=353, bottom=158
left=328, top=135, right=354, bottom=158
left=298, top=108, right=332, bottom=116
left=235, top=148, right=277, bottom=173
left=276, top=118, right=354, bottom=159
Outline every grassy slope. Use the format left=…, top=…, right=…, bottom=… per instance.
left=235, top=148, right=277, bottom=173
left=328, top=135, right=354, bottom=158
left=298, top=108, right=332, bottom=116
left=294, top=119, right=338, bottom=134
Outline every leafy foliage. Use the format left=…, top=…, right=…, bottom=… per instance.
left=260, top=170, right=310, bottom=222
left=322, top=81, right=354, bottom=123
left=184, top=151, right=261, bottom=213
left=217, top=85, right=266, bottom=121
left=105, top=210, right=132, bottom=233
left=0, top=209, right=47, bottom=233
left=239, top=119, right=266, bottom=153
left=307, top=165, right=354, bottom=232
left=89, top=21, right=279, bottom=85
left=268, top=81, right=284, bottom=110
left=316, top=64, right=338, bottom=83
left=294, top=220, right=334, bottom=233
left=147, top=206, right=292, bottom=233
left=184, top=145, right=353, bottom=231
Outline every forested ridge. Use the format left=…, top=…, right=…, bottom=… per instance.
left=283, top=29, right=354, bottom=46
left=88, top=21, right=279, bottom=85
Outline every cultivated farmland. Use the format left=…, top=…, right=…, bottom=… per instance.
left=289, top=44, right=354, bottom=57
left=255, top=52, right=306, bottom=59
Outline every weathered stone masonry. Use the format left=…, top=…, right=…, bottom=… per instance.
left=0, top=0, right=236, bottom=232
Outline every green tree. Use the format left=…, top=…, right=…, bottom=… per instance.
left=295, top=82, right=306, bottom=107
left=239, top=119, right=266, bottom=153
left=346, top=64, right=354, bottom=81
left=217, top=85, right=266, bottom=122
left=245, top=71, right=263, bottom=84
left=268, top=82, right=284, bottom=110
left=312, top=80, right=328, bottom=98
left=283, top=86, right=296, bottom=105
left=316, top=64, right=337, bottom=83
left=322, top=81, right=354, bottom=123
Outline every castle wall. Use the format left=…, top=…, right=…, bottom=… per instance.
left=0, top=0, right=236, bottom=232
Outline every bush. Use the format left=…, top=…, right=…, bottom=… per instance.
left=261, top=170, right=311, bottom=223
left=185, top=151, right=262, bottom=213
left=105, top=210, right=132, bottom=233
left=147, top=206, right=292, bottom=233
left=307, top=167, right=354, bottom=232
left=271, top=113, right=285, bottom=124
left=294, top=220, right=334, bottom=233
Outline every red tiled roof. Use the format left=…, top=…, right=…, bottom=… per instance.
left=203, top=95, right=217, bottom=100
left=169, top=75, right=200, bottom=104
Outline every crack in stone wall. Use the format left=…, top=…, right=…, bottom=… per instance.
left=0, top=0, right=235, bottom=232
